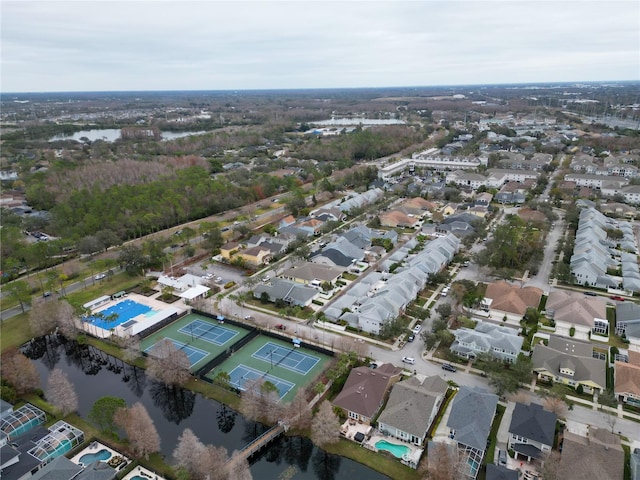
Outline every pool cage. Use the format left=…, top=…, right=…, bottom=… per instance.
left=28, top=421, right=84, bottom=464
left=0, top=403, right=46, bottom=439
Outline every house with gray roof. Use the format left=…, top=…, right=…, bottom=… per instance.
left=280, top=262, right=343, bottom=287
left=252, top=278, right=318, bottom=307
left=615, top=302, right=640, bottom=343
left=450, top=322, right=523, bottom=363
left=447, top=386, right=498, bottom=479
left=507, top=403, right=556, bottom=461
left=532, top=336, right=606, bottom=394
left=486, top=464, right=518, bottom=480
left=377, top=375, right=448, bottom=447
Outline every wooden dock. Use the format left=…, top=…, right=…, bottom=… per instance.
left=233, top=424, right=285, bottom=462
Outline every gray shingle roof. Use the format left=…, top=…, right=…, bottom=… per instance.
left=447, top=386, right=498, bottom=451
left=508, top=403, right=556, bottom=447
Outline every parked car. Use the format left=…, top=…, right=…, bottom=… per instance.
left=275, top=324, right=287, bottom=330
left=441, top=363, right=457, bottom=372
left=610, top=295, right=625, bottom=301
left=369, top=362, right=379, bottom=369
left=407, top=334, right=415, bottom=342
left=413, top=324, right=422, bottom=334
left=94, top=273, right=106, bottom=280
left=401, top=356, right=415, bottom=365
left=244, top=315, right=254, bottom=320
left=498, top=449, right=507, bottom=467
left=583, top=291, right=597, bottom=296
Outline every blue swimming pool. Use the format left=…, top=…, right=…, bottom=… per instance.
left=375, top=440, right=410, bottom=458
left=79, top=449, right=112, bottom=465
left=85, top=300, right=151, bottom=329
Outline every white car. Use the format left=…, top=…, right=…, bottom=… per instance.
left=413, top=324, right=422, bottom=334
left=94, top=273, right=106, bottom=280
left=401, top=356, right=415, bottom=365
left=203, top=273, right=214, bottom=280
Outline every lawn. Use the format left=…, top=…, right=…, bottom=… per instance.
left=484, top=403, right=506, bottom=466
left=0, top=313, right=32, bottom=352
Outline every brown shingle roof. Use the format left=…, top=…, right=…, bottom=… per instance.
left=485, top=281, right=543, bottom=316
left=615, top=360, right=640, bottom=398
left=556, top=430, right=624, bottom=480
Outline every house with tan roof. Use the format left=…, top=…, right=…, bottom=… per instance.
left=556, top=429, right=624, bottom=480
left=614, top=350, right=640, bottom=406
left=398, top=197, right=436, bottom=217
left=532, top=336, right=606, bottom=394
left=483, top=281, right=543, bottom=322
left=280, top=262, right=343, bottom=287
left=234, top=245, right=272, bottom=267
left=332, top=363, right=402, bottom=425
left=377, top=375, right=448, bottom=447
left=379, top=210, right=420, bottom=228
left=545, top=290, right=609, bottom=340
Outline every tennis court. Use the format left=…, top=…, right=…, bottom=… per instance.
left=228, top=364, right=295, bottom=399
left=178, top=319, right=238, bottom=346
left=144, top=339, right=208, bottom=366
left=252, top=342, right=320, bottom=374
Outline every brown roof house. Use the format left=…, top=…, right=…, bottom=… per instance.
left=333, top=363, right=402, bottom=425
left=532, top=336, right=606, bottom=394
left=555, top=428, right=624, bottom=480
left=379, top=210, right=420, bottom=229
left=483, top=281, right=543, bottom=322
left=545, top=290, right=609, bottom=340
left=614, top=350, right=640, bottom=406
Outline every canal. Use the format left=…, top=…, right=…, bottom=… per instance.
left=23, top=335, right=389, bottom=480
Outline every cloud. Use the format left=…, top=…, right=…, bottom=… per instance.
left=1, top=0, right=638, bottom=92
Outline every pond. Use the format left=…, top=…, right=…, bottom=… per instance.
left=49, top=129, right=206, bottom=143
left=24, top=335, right=389, bottom=480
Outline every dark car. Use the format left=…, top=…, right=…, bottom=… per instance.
left=441, top=363, right=457, bottom=372
left=583, top=291, right=597, bottom=296
left=275, top=324, right=287, bottom=330
left=407, top=334, right=415, bottom=342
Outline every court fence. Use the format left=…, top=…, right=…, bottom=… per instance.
left=137, top=310, right=187, bottom=340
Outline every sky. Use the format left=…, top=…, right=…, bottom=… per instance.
left=1, top=0, right=639, bottom=93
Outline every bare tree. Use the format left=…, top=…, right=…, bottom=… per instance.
left=1, top=349, right=40, bottom=395
left=28, top=297, right=58, bottom=337
left=47, top=368, right=78, bottom=416
left=173, top=428, right=205, bottom=477
left=310, top=401, right=340, bottom=448
left=604, top=413, right=617, bottom=433
left=117, top=334, right=141, bottom=363
left=283, top=389, right=312, bottom=431
left=56, top=300, right=81, bottom=340
left=225, top=450, right=253, bottom=480
left=239, top=379, right=281, bottom=424
left=425, top=442, right=461, bottom=480
left=196, top=444, right=229, bottom=480
left=539, top=451, right=561, bottom=480
left=115, top=402, right=160, bottom=459
left=147, top=338, right=191, bottom=387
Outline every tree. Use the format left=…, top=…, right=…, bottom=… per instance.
left=240, top=379, right=281, bottom=424
left=118, top=244, right=146, bottom=276
left=114, top=402, right=160, bottom=459
left=56, top=300, right=81, bottom=340
left=1, top=349, right=40, bottom=395
left=95, top=229, right=121, bottom=252
left=78, top=235, right=104, bottom=255
left=283, top=389, right=312, bottom=431
left=426, top=442, right=461, bottom=480
left=173, top=428, right=205, bottom=477
left=6, top=280, right=31, bottom=313
left=311, top=401, right=340, bottom=448
left=89, top=396, right=127, bottom=435
left=147, top=338, right=191, bottom=387
left=225, top=451, right=253, bottom=480
left=28, top=297, right=59, bottom=337
left=197, top=444, right=229, bottom=480
left=47, top=369, right=78, bottom=416
left=435, top=303, right=452, bottom=321
left=539, top=451, right=561, bottom=480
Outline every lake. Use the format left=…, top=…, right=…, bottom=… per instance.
left=49, top=129, right=206, bottom=143
left=23, top=335, right=389, bottom=480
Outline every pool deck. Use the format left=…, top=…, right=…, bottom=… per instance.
left=363, top=432, right=424, bottom=469
left=122, top=464, right=166, bottom=480
left=70, top=441, right=130, bottom=470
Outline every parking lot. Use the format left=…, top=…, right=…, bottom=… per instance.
left=185, top=259, right=256, bottom=287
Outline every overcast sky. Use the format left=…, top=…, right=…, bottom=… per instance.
left=1, top=1, right=638, bottom=93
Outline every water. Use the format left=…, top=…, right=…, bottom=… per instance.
left=49, top=129, right=206, bottom=143
left=24, top=336, right=389, bottom=480
left=375, top=440, right=410, bottom=459
left=79, top=449, right=112, bottom=464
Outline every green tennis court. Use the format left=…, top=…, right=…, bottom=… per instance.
left=204, top=334, right=330, bottom=403
left=140, top=313, right=250, bottom=371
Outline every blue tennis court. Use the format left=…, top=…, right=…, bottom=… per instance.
left=252, top=342, right=320, bottom=375
left=85, top=299, right=153, bottom=329
left=144, top=339, right=208, bottom=367
left=228, top=364, right=295, bottom=399
left=178, top=319, right=238, bottom=346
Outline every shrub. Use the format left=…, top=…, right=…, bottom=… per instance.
left=569, top=326, right=575, bottom=337
left=576, top=384, right=584, bottom=395
left=224, top=281, right=236, bottom=289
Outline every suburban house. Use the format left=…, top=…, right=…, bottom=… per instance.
left=397, top=197, right=436, bottom=217
left=483, top=281, right=543, bottom=322
left=252, top=278, right=318, bottom=307
left=486, top=464, right=518, bottom=480
left=450, top=322, right=523, bottom=363
left=616, top=302, right=640, bottom=344
left=555, top=428, right=624, bottom=480
left=507, top=403, right=556, bottom=462
left=30, top=456, right=116, bottom=480
left=310, top=236, right=365, bottom=268
left=333, top=363, right=402, bottom=425
left=220, top=241, right=241, bottom=260
left=280, top=263, right=343, bottom=288
left=377, top=375, right=448, bottom=446
left=614, top=350, right=640, bottom=406
left=532, top=336, right=606, bottom=394
left=379, top=210, right=420, bottom=229
left=446, top=386, right=499, bottom=479
left=545, top=290, right=609, bottom=339
left=233, top=245, right=272, bottom=267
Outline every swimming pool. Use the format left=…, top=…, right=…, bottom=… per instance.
left=85, top=300, right=151, bottom=329
left=79, top=449, right=112, bottom=465
left=375, top=440, right=410, bottom=458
